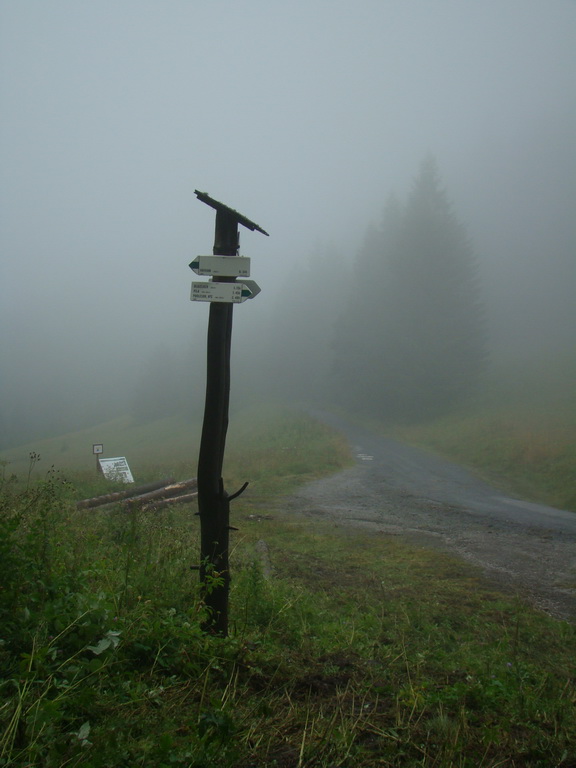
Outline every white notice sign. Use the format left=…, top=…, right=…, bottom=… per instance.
left=190, top=256, right=251, bottom=277
left=99, top=457, right=134, bottom=483
left=190, top=282, right=244, bottom=303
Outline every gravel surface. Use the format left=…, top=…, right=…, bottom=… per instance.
left=284, top=411, right=576, bottom=622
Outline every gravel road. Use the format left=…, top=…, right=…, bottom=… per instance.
left=285, top=411, right=576, bottom=622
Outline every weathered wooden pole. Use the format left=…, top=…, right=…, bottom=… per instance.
left=197, top=209, right=236, bottom=635
left=192, top=191, right=268, bottom=636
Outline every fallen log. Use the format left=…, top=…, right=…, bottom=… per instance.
left=76, top=478, right=176, bottom=510
left=123, top=478, right=198, bottom=508
left=141, top=491, right=199, bottom=512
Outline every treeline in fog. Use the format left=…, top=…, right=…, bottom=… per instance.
left=331, top=157, right=486, bottom=421
left=259, top=157, right=487, bottom=424
left=2, top=151, right=572, bottom=451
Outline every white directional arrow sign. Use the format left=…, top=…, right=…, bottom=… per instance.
left=189, top=255, right=250, bottom=277
left=190, top=279, right=261, bottom=304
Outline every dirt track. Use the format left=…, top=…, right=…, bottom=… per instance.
left=284, top=411, right=576, bottom=622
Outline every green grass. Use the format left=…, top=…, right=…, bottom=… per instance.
left=1, top=406, right=575, bottom=767
left=390, top=407, right=576, bottom=511
left=387, top=352, right=576, bottom=512
left=0, top=404, right=351, bottom=497
left=0, top=413, right=200, bottom=477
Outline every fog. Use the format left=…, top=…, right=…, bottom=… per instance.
left=1, top=1, right=575, bottom=448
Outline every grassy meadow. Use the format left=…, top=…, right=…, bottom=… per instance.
left=1, top=358, right=575, bottom=767
left=388, top=351, right=576, bottom=512
left=0, top=413, right=201, bottom=479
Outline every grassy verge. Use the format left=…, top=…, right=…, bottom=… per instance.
left=389, top=406, right=576, bottom=512
left=1, top=408, right=575, bottom=767
left=387, top=354, right=576, bottom=512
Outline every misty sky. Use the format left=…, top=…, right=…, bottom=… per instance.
left=1, top=1, right=575, bottom=444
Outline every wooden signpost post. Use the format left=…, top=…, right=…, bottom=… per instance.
left=191, top=190, right=268, bottom=636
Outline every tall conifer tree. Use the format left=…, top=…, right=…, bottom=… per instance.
left=332, top=158, right=485, bottom=420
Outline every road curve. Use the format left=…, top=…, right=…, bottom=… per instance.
left=285, top=410, right=576, bottom=622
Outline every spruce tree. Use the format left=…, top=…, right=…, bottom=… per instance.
left=331, top=197, right=404, bottom=411
left=332, top=158, right=486, bottom=421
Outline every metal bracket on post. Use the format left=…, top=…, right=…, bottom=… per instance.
left=194, top=191, right=269, bottom=238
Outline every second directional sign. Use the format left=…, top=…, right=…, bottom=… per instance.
left=191, top=280, right=261, bottom=303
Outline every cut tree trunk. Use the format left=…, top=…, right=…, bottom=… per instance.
left=76, top=478, right=176, bottom=510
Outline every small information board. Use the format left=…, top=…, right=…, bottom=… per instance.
left=99, top=457, right=134, bottom=483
